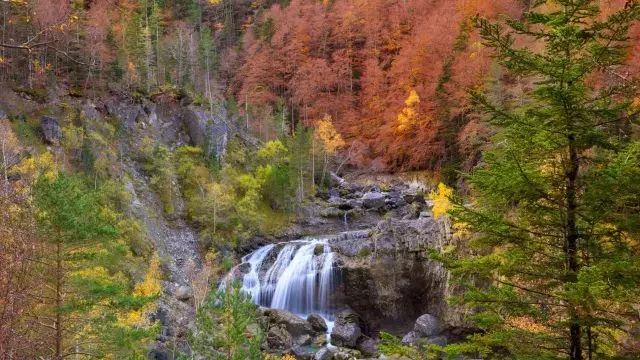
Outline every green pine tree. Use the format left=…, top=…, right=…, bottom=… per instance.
left=190, top=281, right=264, bottom=360
left=437, top=2, right=640, bottom=360
left=33, top=173, right=157, bottom=359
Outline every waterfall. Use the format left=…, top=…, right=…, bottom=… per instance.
left=240, top=244, right=275, bottom=302
left=229, top=238, right=338, bottom=333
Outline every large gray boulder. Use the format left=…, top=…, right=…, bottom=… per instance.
left=40, top=116, right=61, bottom=144
left=414, top=314, right=441, bottom=337
left=361, top=191, right=386, bottom=210
left=357, top=336, right=378, bottom=357
left=267, top=326, right=293, bottom=350
left=264, top=308, right=312, bottom=337
left=330, top=309, right=363, bottom=348
left=307, top=314, right=328, bottom=333
left=331, top=322, right=361, bottom=348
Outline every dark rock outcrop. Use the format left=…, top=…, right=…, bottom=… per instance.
left=40, top=116, right=61, bottom=144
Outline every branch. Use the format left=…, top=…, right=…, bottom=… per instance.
left=0, top=40, right=56, bottom=51
left=46, top=45, right=86, bottom=65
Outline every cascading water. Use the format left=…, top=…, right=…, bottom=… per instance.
left=227, top=238, right=339, bottom=334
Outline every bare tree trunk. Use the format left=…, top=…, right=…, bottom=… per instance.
left=55, top=235, right=63, bottom=360
left=1, top=139, right=7, bottom=195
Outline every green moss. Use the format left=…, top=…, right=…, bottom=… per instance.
left=357, top=247, right=371, bottom=258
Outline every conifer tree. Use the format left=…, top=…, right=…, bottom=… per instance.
left=439, top=1, right=640, bottom=359
left=191, top=282, right=263, bottom=360
left=32, top=173, right=157, bottom=359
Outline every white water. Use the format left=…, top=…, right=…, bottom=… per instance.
left=229, top=239, right=338, bottom=334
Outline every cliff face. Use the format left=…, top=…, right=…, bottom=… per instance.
left=273, top=176, right=471, bottom=338
left=331, top=218, right=452, bottom=334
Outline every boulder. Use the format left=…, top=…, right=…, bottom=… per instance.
left=307, top=314, right=328, bottom=333
left=174, top=286, right=191, bottom=301
left=330, top=309, right=362, bottom=348
left=357, top=336, right=378, bottom=357
left=330, top=347, right=362, bottom=360
left=40, top=116, right=61, bottom=144
left=401, top=331, right=421, bottom=346
left=296, top=333, right=312, bottom=346
left=427, top=335, right=448, bottom=347
left=291, top=345, right=316, bottom=360
left=267, top=326, right=293, bottom=350
left=414, top=314, right=441, bottom=337
left=314, top=347, right=332, bottom=360
left=361, top=191, right=386, bottom=210
left=403, top=193, right=426, bottom=204
left=264, top=308, right=312, bottom=337
left=148, top=348, right=171, bottom=360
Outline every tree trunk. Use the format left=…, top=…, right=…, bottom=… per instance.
left=55, top=235, right=63, bottom=360
left=1, top=139, right=7, bottom=195
left=566, top=133, right=582, bottom=360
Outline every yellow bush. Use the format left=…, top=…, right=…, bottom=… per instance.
left=429, top=182, right=453, bottom=219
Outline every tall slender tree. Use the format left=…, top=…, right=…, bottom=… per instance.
left=33, top=173, right=157, bottom=359
left=440, top=1, right=640, bottom=359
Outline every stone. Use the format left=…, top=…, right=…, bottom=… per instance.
left=267, top=325, right=293, bottom=350
left=174, top=286, right=191, bottom=301
left=331, top=322, right=362, bottom=347
left=315, top=347, right=332, bottom=360
left=40, top=116, right=61, bottom=144
left=148, top=348, right=171, bottom=360
left=361, top=191, right=386, bottom=210
left=296, top=333, right=312, bottom=346
left=0, top=109, right=7, bottom=119
left=346, top=199, right=363, bottom=209
left=264, top=308, right=312, bottom=337
left=307, top=314, right=328, bottom=333
left=330, top=347, right=362, bottom=360
left=357, top=336, right=378, bottom=357
left=414, top=314, right=441, bottom=337
left=427, top=335, right=448, bottom=347
left=331, top=309, right=362, bottom=348
left=291, top=345, right=316, bottom=360
left=401, top=331, right=420, bottom=346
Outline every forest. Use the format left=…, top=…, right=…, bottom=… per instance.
left=0, top=0, right=639, bottom=359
